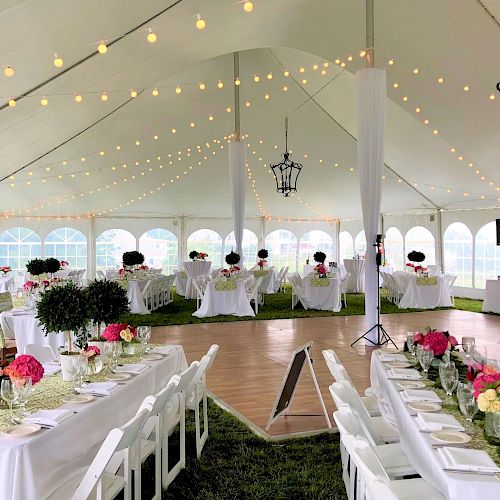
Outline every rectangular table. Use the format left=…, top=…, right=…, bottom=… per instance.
left=482, top=279, right=500, bottom=314
left=0, top=345, right=187, bottom=500
left=370, top=351, right=500, bottom=499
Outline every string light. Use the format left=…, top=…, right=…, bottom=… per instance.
left=463, top=84, right=470, bottom=92
left=152, top=88, right=159, bottom=96
left=437, top=76, right=444, bottom=84
left=267, top=73, right=273, bottom=80
left=100, top=92, right=108, bottom=102
left=147, top=28, right=157, bottom=43
left=359, top=50, right=366, bottom=57
left=195, top=14, right=206, bottom=30
left=74, top=93, right=82, bottom=103
left=175, top=86, right=182, bottom=94
left=40, top=97, right=48, bottom=106
left=8, top=99, right=16, bottom=107
left=53, top=53, right=63, bottom=68
left=130, top=89, right=138, bottom=98
left=412, top=67, right=419, bottom=74
left=243, top=1, right=254, bottom=13
left=388, top=59, right=395, bottom=65
left=217, top=80, right=224, bottom=89
left=253, top=75, right=260, bottom=82
left=199, top=82, right=206, bottom=90
left=97, top=41, right=107, bottom=54
left=3, top=66, right=14, bottom=77
left=234, top=78, right=240, bottom=86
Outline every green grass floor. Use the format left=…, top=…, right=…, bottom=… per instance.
left=120, top=287, right=489, bottom=327
left=139, top=400, right=345, bottom=499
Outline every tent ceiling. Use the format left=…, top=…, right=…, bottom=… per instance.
left=0, top=0, right=498, bottom=221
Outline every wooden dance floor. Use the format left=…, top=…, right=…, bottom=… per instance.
left=152, top=310, right=500, bottom=438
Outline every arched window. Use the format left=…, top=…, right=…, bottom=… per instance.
left=96, top=229, right=136, bottom=271
left=224, top=229, right=258, bottom=265
left=265, top=230, right=298, bottom=272
left=444, top=223, right=473, bottom=287
left=139, top=229, right=178, bottom=275
left=354, top=230, right=367, bottom=256
left=475, top=221, right=500, bottom=289
left=187, top=229, right=223, bottom=267
left=0, top=227, right=41, bottom=270
left=45, top=227, right=87, bottom=269
left=384, top=227, right=404, bottom=270
left=339, top=232, right=354, bottom=262
left=299, top=230, right=335, bottom=266
left=405, top=226, right=435, bottom=265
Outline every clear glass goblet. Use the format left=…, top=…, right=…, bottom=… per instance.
left=419, top=348, right=434, bottom=379
left=137, top=326, right=151, bottom=353
left=1, top=379, right=18, bottom=423
left=459, top=397, right=478, bottom=434
left=462, top=336, right=475, bottom=361
left=12, top=376, right=32, bottom=418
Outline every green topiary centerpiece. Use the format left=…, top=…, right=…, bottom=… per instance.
left=122, top=251, right=145, bottom=267
left=26, top=258, right=46, bottom=277
left=44, top=257, right=61, bottom=275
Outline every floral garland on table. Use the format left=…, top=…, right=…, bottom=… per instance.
left=0, top=266, right=11, bottom=275
left=3, top=354, right=44, bottom=384
left=413, top=328, right=458, bottom=358
left=416, top=276, right=437, bottom=286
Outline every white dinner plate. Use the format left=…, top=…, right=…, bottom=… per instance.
left=143, top=354, right=163, bottom=361
left=386, top=361, right=411, bottom=369
left=63, top=394, right=95, bottom=404
left=396, top=381, right=426, bottom=390
left=107, top=372, right=132, bottom=381
left=1, top=423, right=41, bottom=437
left=430, top=430, right=471, bottom=445
left=407, top=401, right=442, bottom=412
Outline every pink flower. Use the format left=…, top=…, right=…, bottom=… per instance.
left=83, top=345, right=100, bottom=357
left=4, top=354, right=44, bottom=385
left=23, top=281, right=38, bottom=292
left=60, top=261, right=68, bottom=267
left=118, top=268, right=125, bottom=277
left=42, top=280, right=50, bottom=288
left=101, top=323, right=137, bottom=342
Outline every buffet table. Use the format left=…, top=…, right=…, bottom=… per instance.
left=343, top=259, right=365, bottom=293
left=482, top=279, right=500, bottom=314
left=370, top=351, right=500, bottom=499
left=0, top=345, right=187, bottom=500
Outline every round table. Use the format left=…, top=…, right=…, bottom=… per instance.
left=343, top=259, right=365, bottom=293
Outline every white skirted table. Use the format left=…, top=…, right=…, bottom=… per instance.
left=482, top=279, right=500, bottom=314
left=174, top=270, right=188, bottom=296
left=343, top=259, right=365, bottom=293
left=183, top=260, right=212, bottom=299
left=252, top=267, right=278, bottom=294
left=126, top=279, right=150, bottom=314
left=192, top=280, right=255, bottom=318
left=370, top=351, right=500, bottom=499
left=0, top=346, right=187, bottom=500
left=395, top=273, right=452, bottom=309
left=302, top=276, right=341, bottom=312
left=0, top=309, right=70, bottom=354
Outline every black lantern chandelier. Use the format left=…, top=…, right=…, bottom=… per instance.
left=270, top=118, right=303, bottom=197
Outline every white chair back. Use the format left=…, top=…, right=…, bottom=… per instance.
left=367, top=479, right=399, bottom=500
left=206, top=343, right=219, bottom=370
left=333, top=406, right=377, bottom=448
left=24, top=344, right=58, bottom=363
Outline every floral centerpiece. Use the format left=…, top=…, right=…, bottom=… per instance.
left=406, top=251, right=426, bottom=273
left=60, top=260, right=69, bottom=268
left=3, top=354, right=44, bottom=384
left=81, top=345, right=103, bottom=375
left=257, top=259, right=267, bottom=269
left=26, top=258, right=46, bottom=279
left=225, top=251, right=241, bottom=271
left=122, top=251, right=145, bottom=269
left=413, top=327, right=458, bottom=358
left=102, top=323, right=138, bottom=355
left=189, top=250, right=199, bottom=261
left=45, top=258, right=61, bottom=276
left=23, top=280, right=39, bottom=293
left=314, top=263, right=328, bottom=278
left=313, top=251, right=327, bottom=264
left=198, top=252, right=208, bottom=261
left=467, top=363, right=500, bottom=413
left=0, top=266, right=11, bottom=275
left=257, top=249, right=268, bottom=267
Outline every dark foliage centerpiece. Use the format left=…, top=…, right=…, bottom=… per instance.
left=225, top=251, right=241, bottom=270
left=313, top=251, right=326, bottom=264
left=189, top=250, right=199, bottom=261
left=406, top=251, right=426, bottom=273
left=257, top=249, right=268, bottom=269
left=45, top=257, right=61, bottom=276
left=122, top=251, right=145, bottom=268
left=26, top=258, right=46, bottom=278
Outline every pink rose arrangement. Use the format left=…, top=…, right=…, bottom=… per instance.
left=467, top=363, right=500, bottom=412
left=413, top=328, right=458, bottom=357
left=82, top=345, right=101, bottom=364
left=59, top=260, right=69, bottom=267
left=23, top=280, right=39, bottom=292
left=0, top=266, right=11, bottom=274
left=4, top=354, right=44, bottom=385
left=314, top=263, right=327, bottom=277
left=101, top=323, right=137, bottom=342
left=257, top=259, right=267, bottom=269
left=198, top=252, right=208, bottom=260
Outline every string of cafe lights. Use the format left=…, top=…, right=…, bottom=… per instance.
left=245, top=161, right=267, bottom=217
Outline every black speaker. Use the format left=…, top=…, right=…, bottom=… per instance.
left=496, top=219, right=500, bottom=246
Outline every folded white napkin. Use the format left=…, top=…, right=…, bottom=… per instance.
left=42, top=364, right=61, bottom=376
left=151, top=345, right=178, bottom=356
left=23, top=409, right=73, bottom=427
left=388, top=368, right=422, bottom=380
left=115, top=363, right=148, bottom=375
left=379, top=352, right=407, bottom=362
left=77, top=382, right=118, bottom=396
left=401, top=389, right=442, bottom=403
left=438, top=447, right=500, bottom=473
left=416, top=412, right=464, bottom=432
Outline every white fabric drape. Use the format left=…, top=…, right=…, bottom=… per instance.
left=229, top=140, right=246, bottom=265
left=356, top=68, right=386, bottom=343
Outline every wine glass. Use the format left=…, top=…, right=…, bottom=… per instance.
left=472, top=345, right=488, bottom=365
left=12, top=376, right=32, bottom=418
left=406, top=332, right=416, bottom=356
left=109, top=342, right=121, bottom=371
left=1, top=379, right=18, bottom=423
left=492, top=412, right=500, bottom=439
left=462, top=336, right=475, bottom=361
left=439, top=362, right=458, bottom=405
left=459, top=396, right=478, bottom=434
left=418, top=347, right=434, bottom=379
left=100, top=343, right=113, bottom=374
left=137, top=326, right=151, bottom=353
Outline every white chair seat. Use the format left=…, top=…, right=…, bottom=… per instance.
left=372, top=416, right=399, bottom=443
left=391, top=477, right=446, bottom=499
left=361, top=395, right=380, bottom=416
left=374, top=443, right=416, bottom=477
left=50, top=469, right=124, bottom=500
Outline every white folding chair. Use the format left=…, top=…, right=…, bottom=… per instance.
left=246, top=276, right=264, bottom=314
left=162, top=361, right=200, bottom=489
left=185, top=344, right=219, bottom=457
left=340, top=272, right=351, bottom=307
left=141, top=280, right=153, bottom=311
left=445, top=274, right=457, bottom=305
left=191, top=278, right=207, bottom=310
left=96, top=270, right=106, bottom=280
left=329, top=381, right=399, bottom=444
left=51, top=395, right=155, bottom=500
left=279, top=266, right=289, bottom=293
left=349, top=436, right=445, bottom=500
left=24, top=344, right=58, bottom=363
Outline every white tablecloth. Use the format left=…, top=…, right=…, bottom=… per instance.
left=343, top=259, right=365, bottom=293
left=395, top=273, right=452, bottom=309
left=184, top=261, right=212, bottom=299
left=370, top=351, right=500, bottom=499
left=0, top=346, right=187, bottom=500
left=192, top=280, right=255, bottom=318
left=0, top=275, right=14, bottom=292
left=175, top=271, right=187, bottom=296
left=127, top=279, right=150, bottom=314
left=482, top=279, right=500, bottom=314
left=254, top=267, right=278, bottom=294
left=0, top=310, right=69, bottom=354
left=302, top=277, right=341, bottom=311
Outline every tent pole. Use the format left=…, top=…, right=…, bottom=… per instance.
left=437, top=210, right=445, bottom=273
left=88, top=216, right=96, bottom=280
left=366, top=0, right=375, bottom=68
left=234, top=52, right=241, bottom=140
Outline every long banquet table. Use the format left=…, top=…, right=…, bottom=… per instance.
left=482, top=279, right=500, bottom=314
left=370, top=351, right=500, bottom=499
left=0, top=345, right=187, bottom=500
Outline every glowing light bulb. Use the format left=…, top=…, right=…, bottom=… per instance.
left=226, top=107, right=232, bottom=113
left=388, top=59, right=394, bottom=65
left=208, top=115, right=214, bottom=121
left=245, top=101, right=251, bottom=107
left=234, top=78, right=240, bottom=86
left=359, top=50, right=366, bottom=57
left=8, top=99, right=16, bottom=107
left=152, top=88, right=159, bottom=96
left=243, top=1, right=254, bottom=13
left=302, top=79, right=307, bottom=84
left=40, top=96, right=48, bottom=106
left=199, top=82, right=206, bottom=90
left=3, top=66, right=14, bottom=77
left=267, top=73, right=273, bottom=80
left=53, top=54, right=63, bottom=68
left=437, top=76, right=444, bottom=84
left=74, top=93, right=82, bottom=103
left=412, top=67, right=419, bottom=74
left=195, top=14, right=206, bottom=30
left=264, top=94, right=270, bottom=100
left=299, top=67, right=305, bottom=73
left=254, top=75, right=260, bottom=82
left=100, top=92, right=108, bottom=102
left=130, top=89, right=138, bottom=98
left=464, top=84, right=470, bottom=92
left=393, top=82, right=399, bottom=88
left=97, top=41, right=107, bottom=54
left=217, top=80, right=224, bottom=89
left=175, top=86, right=182, bottom=94
left=415, top=107, right=421, bottom=113
left=489, top=94, right=496, bottom=100
left=402, top=96, right=408, bottom=101
left=283, top=70, right=290, bottom=77
left=283, top=85, right=288, bottom=92
left=347, top=55, right=353, bottom=62
left=147, top=28, right=157, bottom=43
